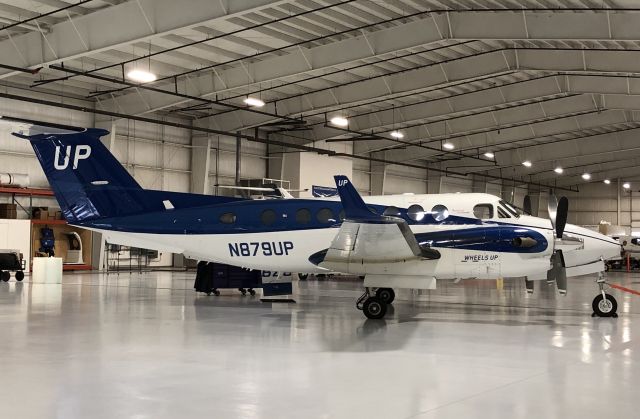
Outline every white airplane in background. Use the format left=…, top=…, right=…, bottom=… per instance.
left=3, top=117, right=622, bottom=319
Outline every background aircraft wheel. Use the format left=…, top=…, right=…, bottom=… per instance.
left=362, top=297, right=387, bottom=320
left=213, top=289, right=220, bottom=296
left=239, top=288, right=247, bottom=295
left=376, top=288, right=395, bottom=304
left=0, top=271, right=9, bottom=282
left=249, top=288, right=256, bottom=296
left=592, top=293, right=618, bottom=317
left=15, top=271, right=24, bottom=281
left=298, top=273, right=308, bottom=280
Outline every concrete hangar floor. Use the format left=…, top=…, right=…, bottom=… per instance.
left=0, top=272, right=637, bottom=419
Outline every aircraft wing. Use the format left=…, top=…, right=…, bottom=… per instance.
left=311, top=176, right=439, bottom=268
left=325, top=219, right=438, bottom=262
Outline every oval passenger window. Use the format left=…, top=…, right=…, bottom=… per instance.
left=261, top=209, right=277, bottom=226
left=407, top=204, right=425, bottom=221
left=296, top=208, right=311, bottom=224
left=383, top=206, right=401, bottom=216
left=317, top=208, right=335, bottom=223
left=431, top=204, right=449, bottom=222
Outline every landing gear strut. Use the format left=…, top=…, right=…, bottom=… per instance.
left=592, top=272, right=618, bottom=318
left=356, top=288, right=387, bottom=319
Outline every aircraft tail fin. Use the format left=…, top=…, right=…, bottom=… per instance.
left=6, top=117, right=150, bottom=223
left=333, top=175, right=378, bottom=220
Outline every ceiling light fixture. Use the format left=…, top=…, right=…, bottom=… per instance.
left=243, top=97, right=265, bottom=107
left=604, top=179, right=611, bottom=185
left=330, top=116, right=349, bottom=127
left=484, top=151, right=494, bottom=159
left=554, top=167, right=563, bottom=174
left=522, top=160, right=532, bottom=168
left=127, top=69, right=157, bottom=83
left=442, top=142, right=455, bottom=150
left=623, top=182, right=631, bottom=189
left=390, top=130, right=404, bottom=139
left=582, top=173, right=591, bottom=180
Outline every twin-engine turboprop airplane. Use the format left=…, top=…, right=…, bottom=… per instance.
left=4, top=117, right=622, bottom=319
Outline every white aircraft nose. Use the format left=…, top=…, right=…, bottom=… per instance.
left=562, top=224, right=621, bottom=267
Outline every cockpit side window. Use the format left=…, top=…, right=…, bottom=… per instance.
left=473, top=204, right=494, bottom=220
left=497, top=206, right=510, bottom=218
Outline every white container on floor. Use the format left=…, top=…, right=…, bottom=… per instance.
left=32, top=257, right=63, bottom=283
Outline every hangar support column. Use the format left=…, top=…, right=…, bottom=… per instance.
left=427, top=164, right=442, bottom=194
left=190, top=134, right=212, bottom=195
left=370, top=152, right=387, bottom=196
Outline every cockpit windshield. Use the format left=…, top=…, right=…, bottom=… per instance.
left=499, top=200, right=522, bottom=218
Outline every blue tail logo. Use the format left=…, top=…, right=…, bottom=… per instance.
left=54, top=145, right=92, bottom=170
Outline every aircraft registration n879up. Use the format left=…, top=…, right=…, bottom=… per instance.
left=4, top=117, right=622, bottom=319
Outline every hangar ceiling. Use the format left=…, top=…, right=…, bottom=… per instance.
left=2, top=0, right=640, bottom=191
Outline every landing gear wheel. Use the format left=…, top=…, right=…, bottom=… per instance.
left=0, top=271, right=9, bottom=282
left=240, top=288, right=247, bottom=295
left=592, top=293, right=618, bottom=317
left=15, top=271, right=24, bottom=281
left=213, top=289, right=220, bottom=296
left=376, top=288, right=395, bottom=304
left=249, top=288, right=256, bottom=296
left=362, top=297, right=387, bottom=320
left=298, top=273, right=308, bottom=280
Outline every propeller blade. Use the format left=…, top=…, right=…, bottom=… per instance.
left=555, top=197, right=569, bottom=239
left=523, top=195, right=532, bottom=215
left=547, top=251, right=567, bottom=294
left=548, top=195, right=558, bottom=230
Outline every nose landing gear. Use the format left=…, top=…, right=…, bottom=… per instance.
left=592, top=272, right=618, bottom=318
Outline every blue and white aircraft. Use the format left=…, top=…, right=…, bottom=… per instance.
left=4, top=117, right=622, bottom=319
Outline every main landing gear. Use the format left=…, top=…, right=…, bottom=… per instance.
left=356, top=287, right=395, bottom=319
left=592, top=272, right=618, bottom=318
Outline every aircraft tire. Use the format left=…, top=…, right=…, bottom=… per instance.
left=592, top=293, right=618, bottom=317
left=376, top=288, right=395, bottom=304
left=298, top=273, right=308, bottom=280
left=363, top=297, right=387, bottom=320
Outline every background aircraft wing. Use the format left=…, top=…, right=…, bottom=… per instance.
left=310, top=176, right=439, bottom=268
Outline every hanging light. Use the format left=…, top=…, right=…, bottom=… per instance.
left=243, top=97, right=265, bottom=107
left=483, top=151, right=494, bottom=159
left=330, top=116, right=349, bottom=127
left=442, top=142, right=455, bottom=150
left=554, top=167, right=563, bottom=174
left=582, top=173, right=591, bottom=180
left=604, top=179, right=611, bottom=185
left=623, top=182, right=631, bottom=189
left=127, top=69, right=156, bottom=83
left=522, top=160, right=532, bottom=168
left=390, top=130, right=404, bottom=139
